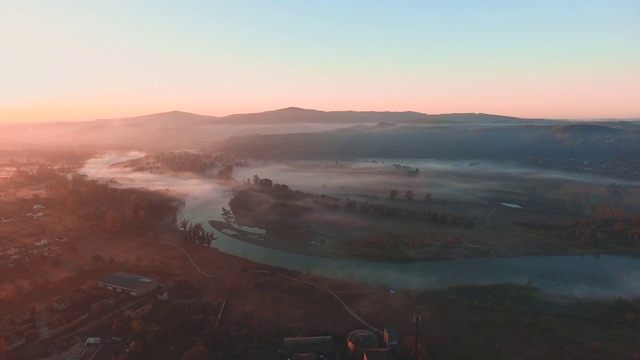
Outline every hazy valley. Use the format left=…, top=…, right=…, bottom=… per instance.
left=2, top=108, right=640, bottom=359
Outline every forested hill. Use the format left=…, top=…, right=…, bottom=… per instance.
left=217, top=123, right=640, bottom=161
left=0, top=107, right=636, bottom=150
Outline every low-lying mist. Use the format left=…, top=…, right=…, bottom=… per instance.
left=76, top=152, right=640, bottom=298
left=82, top=153, right=639, bottom=215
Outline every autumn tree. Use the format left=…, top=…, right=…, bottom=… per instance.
left=131, top=319, right=145, bottom=334
left=106, top=210, right=122, bottom=232
left=216, top=164, right=234, bottom=179
left=180, top=220, right=215, bottom=245
left=180, top=219, right=190, bottom=240
left=405, top=190, right=415, bottom=201
left=258, top=178, right=273, bottom=188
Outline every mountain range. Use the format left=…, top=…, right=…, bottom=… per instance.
left=0, top=108, right=638, bottom=152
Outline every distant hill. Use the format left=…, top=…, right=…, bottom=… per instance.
left=399, top=113, right=565, bottom=127
left=0, top=108, right=635, bottom=152
left=218, top=107, right=426, bottom=125
left=218, top=121, right=640, bottom=161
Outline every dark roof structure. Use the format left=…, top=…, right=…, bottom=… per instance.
left=99, top=272, right=155, bottom=291
left=282, top=336, right=334, bottom=356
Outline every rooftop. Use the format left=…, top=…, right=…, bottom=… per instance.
left=99, top=271, right=155, bottom=291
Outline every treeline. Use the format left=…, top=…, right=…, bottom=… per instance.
left=561, top=216, right=640, bottom=246
left=236, top=175, right=474, bottom=228
left=343, top=199, right=475, bottom=228
left=343, top=233, right=432, bottom=258
left=240, top=175, right=314, bottom=200
left=42, top=172, right=178, bottom=234
left=179, top=220, right=216, bottom=246
left=392, top=164, right=420, bottom=177
left=10, top=165, right=61, bottom=186
left=0, top=147, right=96, bottom=165
left=219, top=124, right=640, bottom=161
left=126, top=151, right=248, bottom=175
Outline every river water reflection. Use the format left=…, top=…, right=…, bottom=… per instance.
left=206, top=215, right=640, bottom=299
left=82, top=153, right=640, bottom=299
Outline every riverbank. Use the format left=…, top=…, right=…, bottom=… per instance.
left=209, top=216, right=640, bottom=265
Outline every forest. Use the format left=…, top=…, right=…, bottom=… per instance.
left=217, top=123, right=640, bottom=161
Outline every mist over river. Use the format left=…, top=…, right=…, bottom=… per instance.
left=81, top=153, right=640, bottom=299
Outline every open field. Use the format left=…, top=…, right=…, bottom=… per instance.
left=224, top=160, right=640, bottom=262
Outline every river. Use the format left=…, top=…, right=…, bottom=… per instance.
left=81, top=153, right=640, bottom=299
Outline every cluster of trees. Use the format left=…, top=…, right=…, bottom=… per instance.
left=108, top=299, right=215, bottom=359
left=234, top=175, right=474, bottom=228
left=230, top=177, right=312, bottom=223
left=124, top=151, right=248, bottom=175
left=179, top=220, right=216, bottom=246
left=10, top=165, right=60, bottom=186
left=268, top=201, right=312, bottom=217
left=104, top=194, right=149, bottom=234
left=343, top=199, right=474, bottom=228
left=42, top=172, right=177, bottom=234
left=246, top=175, right=301, bottom=198
left=560, top=216, right=640, bottom=246
left=0, top=148, right=95, bottom=166
left=220, top=121, right=640, bottom=161
left=392, top=164, right=420, bottom=177
left=152, top=151, right=231, bottom=173
left=389, top=189, right=431, bottom=201
left=343, top=233, right=432, bottom=257
left=451, top=215, right=476, bottom=229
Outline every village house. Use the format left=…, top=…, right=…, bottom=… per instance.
left=157, top=288, right=169, bottom=302
left=51, top=295, right=73, bottom=311
left=98, top=271, right=158, bottom=296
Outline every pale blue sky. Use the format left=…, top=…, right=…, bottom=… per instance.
left=1, top=0, right=639, bottom=122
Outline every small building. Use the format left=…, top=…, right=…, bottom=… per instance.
left=157, top=289, right=169, bottom=302
left=347, top=330, right=378, bottom=359
left=98, top=272, right=157, bottom=297
left=51, top=295, right=72, bottom=311
left=282, top=336, right=334, bottom=359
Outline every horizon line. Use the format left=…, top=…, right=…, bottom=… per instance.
left=2, top=107, right=640, bottom=125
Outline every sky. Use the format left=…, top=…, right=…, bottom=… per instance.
left=1, top=0, right=639, bottom=123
